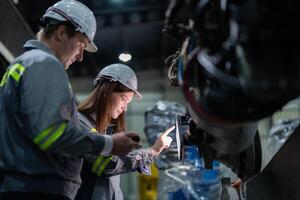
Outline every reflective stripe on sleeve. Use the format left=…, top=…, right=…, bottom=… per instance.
left=0, top=71, right=9, bottom=87
left=0, top=63, right=26, bottom=86
left=92, top=155, right=113, bottom=176
left=33, top=122, right=67, bottom=150
left=92, top=155, right=104, bottom=173
left=9, top=63, right=25, bottom=82
left=89, top=127, right=112, bottom=176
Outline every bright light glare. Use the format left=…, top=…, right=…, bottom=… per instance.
left=111, top=0, right=122, bottom=3
left=118, top=53, right=132, bottom=62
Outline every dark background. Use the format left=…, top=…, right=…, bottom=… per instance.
left=3, top=0, right=179, bottom=78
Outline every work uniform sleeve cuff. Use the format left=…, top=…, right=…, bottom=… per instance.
left=101, top=135, right=113, bottom=155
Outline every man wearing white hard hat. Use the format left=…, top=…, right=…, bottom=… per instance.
left=0, top=1, right=140, bottom=200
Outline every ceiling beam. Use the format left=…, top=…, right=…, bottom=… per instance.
left=0, top=0, right=34, bottom=56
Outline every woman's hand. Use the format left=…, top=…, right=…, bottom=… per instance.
left=151, top=126, right=175, bottom=156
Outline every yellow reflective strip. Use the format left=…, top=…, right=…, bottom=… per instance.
left=0, top=64, right=26, bottom=86
left=33, top=125, right=55, bottom=145
left=96, top=156, right=113, bottom=176
left=40, top=122, right=67, bottom=150
left=9, top=63, right=25, bottom=82
left=92, top=155, right=104, bottom=173
left=0, top=70, right=9, bottom=86
left=9, top=70, right=20, bottom=82
left=14, top=63, right=25, bottom=74
left=90, top=128, right=97, bottom=133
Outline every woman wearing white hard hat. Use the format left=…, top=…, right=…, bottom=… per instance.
left=75, top=63, right=174, bottom=200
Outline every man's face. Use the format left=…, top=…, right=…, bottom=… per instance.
left=60, top=32, right=89, bottom=69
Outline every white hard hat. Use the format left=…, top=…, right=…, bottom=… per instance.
left=94, top=63, right=142, bottom=100
left=42, top=0, right=97, bottom=52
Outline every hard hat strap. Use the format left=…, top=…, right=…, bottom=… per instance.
left=99, top=75, right=118, bottom=82
left=47, top=7, right=82, bottom=32
left=93, top=75, right=118, bottom=88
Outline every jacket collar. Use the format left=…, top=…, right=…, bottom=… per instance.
left=23, top=39, right=55, bottom=56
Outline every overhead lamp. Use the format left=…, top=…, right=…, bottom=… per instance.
left=118, top=53, right=132, bottom=62
left=111, top=0, right=123, bottom=4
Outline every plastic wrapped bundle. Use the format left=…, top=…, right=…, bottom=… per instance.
left=145, top=102, right=229, bottom=199
left=144, top=100, right=186, bottom=146
left=144, top=100, right=187, bottom=169
left=157, top=146, right=222, bottom=200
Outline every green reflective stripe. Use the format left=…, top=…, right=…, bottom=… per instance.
left=9, top=63, right=25, bottom=82
left=40, top=123, right=67, bottom=150
left=33, top=125, right=55, bottom=145
left=92, top=155, right=104, bottom=173
left=33, top=122, right=67, bottom=151
left=9, top=70, right=20, bottom=82
left=96, top=156, right=113, bottom=176
left=11, top=63, right=26, bottom=74
left=0, top=70, right=9, bottom=86
left=0, top=63, right=26, bottom=86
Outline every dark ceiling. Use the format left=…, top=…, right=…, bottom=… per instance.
left=15, top=0, right=179, bottom=78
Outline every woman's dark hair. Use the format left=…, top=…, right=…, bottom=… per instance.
left=78, top=80, right=132, bottom=134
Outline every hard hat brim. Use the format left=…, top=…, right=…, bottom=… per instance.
left=134, top=91, right=142, bottom=100
left=124, top=83, right=142, bottom=100
left=86, top=41, right=98, bottom=52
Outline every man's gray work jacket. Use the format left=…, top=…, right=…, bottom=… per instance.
left=0, top=40, right=106, bottom=200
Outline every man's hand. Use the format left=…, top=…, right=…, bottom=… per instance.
left=111, top=132, right=142, bottom=156
left=151, top=126, right=175, bottom=156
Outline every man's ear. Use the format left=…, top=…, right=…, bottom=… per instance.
left=55, top=25, right=67, bottom=42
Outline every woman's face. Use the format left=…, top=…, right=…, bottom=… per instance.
left=111, top=91, right=134, bottom=119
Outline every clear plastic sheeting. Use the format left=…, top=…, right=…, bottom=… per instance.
left=157, top=146, right=222, bottom=200
left=144, top=100, right=187, bottom=169
left=144, top=100, right=186, bottom=146
left=144, top=101, right=224, bottom=200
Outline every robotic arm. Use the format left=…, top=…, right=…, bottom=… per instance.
left=164, top=0, right=300, bottom=199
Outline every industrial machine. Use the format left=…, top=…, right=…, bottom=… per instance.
left=163, top=0, right=300, bottom=199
